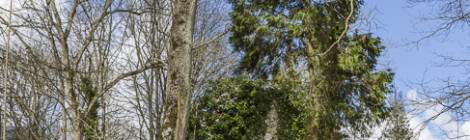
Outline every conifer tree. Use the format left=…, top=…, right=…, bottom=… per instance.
left=380, top=97, right=414, bottom=140
left=229, top=0, right=393, bottom=139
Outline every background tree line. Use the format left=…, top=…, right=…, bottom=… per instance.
left=0, top=0, right=418, bottom=140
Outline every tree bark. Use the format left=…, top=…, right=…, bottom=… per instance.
left=65, top=71, right=82, bottom=140
left=162, top=0, right=197, bottom=139
left=263, top=102, right=279, bottom=140
left=61, top=93, right=67, bottom=140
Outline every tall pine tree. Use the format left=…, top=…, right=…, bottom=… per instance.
left=229, top=0, right=393, bottom=139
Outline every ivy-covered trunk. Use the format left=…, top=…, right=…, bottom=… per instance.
left=306, top=49, right=343, bottom=139
left=81, top=77, right=100, bottom=140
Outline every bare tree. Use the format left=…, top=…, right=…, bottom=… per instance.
left=409, top=0, right=470, bottom=42
left=0, top=0, right=233, bottom=139
left=1, top=0, right=13, bottom=139
left=407, top=0, right=470, bottom=139
left=0, top=0, right=163, bottom=139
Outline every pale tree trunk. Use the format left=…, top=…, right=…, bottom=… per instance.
left=148, top=1, right=157, bottom=139
left=61, top=93, right=67, bottom=140
left=162, top=0, right=197, bottom=139
left=101, top=96, right=107, bottom=140
left=2, top=1, right=13, bottom=139
left=71, top=108, right=82, bottom=140
left=264, top=102, right=279, bottom=140
left=59, top=28, right=80, bottom=140
left=63, top=55, right=81, bottom=140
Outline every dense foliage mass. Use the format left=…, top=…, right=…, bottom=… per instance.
left=229, top=0, right=363, bottom=78
left=189, top=77, right=308, bottom=139
left=227, top=0, right=394, bottom=138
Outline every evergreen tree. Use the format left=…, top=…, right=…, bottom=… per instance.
left=229, top=0, right=393, bottom=139
left=380, top=97, right=414, bottom=140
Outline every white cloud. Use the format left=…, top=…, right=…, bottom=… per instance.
left=0, top=0, right=18, bottom=13
left=404, top=88, right=470, bottom=139
left=407, top=89, right=418, bottom=101
left=0, top=0, right=12, bottom=17
left=462, top=121, right=470, bottom=137
left=0, top=0, right=10, bottom=8
left=409, top=114, right=438, bottom=140
left=419, top=127, right=437, bottom=140
left=409, top=103, right=470, bottom=140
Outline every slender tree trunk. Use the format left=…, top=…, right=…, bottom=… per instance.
left=149, top=1, right=157, bottom=139
left=101, top=96, right=107, bottom=140
left=71, top=110, right=82, bottom=140
left=61, top=94, right=67, bottom=140
left=2, top=1, right=13, bottom=139
left=162, top=0, right=197, bottom=139
left=148, top=88, right=155, bottom=140
left=0, top=110, right=2, bottom=140
left=66, top=73, right=81, bottom=140
left=1, top=81, right=6, bottom=140
left=60, top=37, right=81, bottom=140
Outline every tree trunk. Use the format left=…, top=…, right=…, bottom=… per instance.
left=64, top=71, right=82, bottom=140
left=71, top=110, right=82, bottom=140
left=61, top=94, right=67, bottom=140
left=305, top=43, right=320, bottom=140
left=263, top=102, right=279, bottom=140
left=305, top=40, right=341, bottom=140
left=61, top=37, right=81, bottom=140
left=162, top=0, right=197, bottom=139
left=67, top=75, right=82, bottom=140
left=1, top=106, right=4, bottom=140
left=101, top=96, right=107, bottom=140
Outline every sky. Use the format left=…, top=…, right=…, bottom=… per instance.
left=364, top=0, right=470, bottom=139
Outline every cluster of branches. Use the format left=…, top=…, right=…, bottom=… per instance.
left=0, top=0, right=235, bottom=140
left=409, top=0, right=470, bottom=42
left=0, top=0, right=418, bottom=140
left=407, top=0, right=470, bottom=139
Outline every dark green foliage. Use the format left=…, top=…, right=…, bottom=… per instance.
left=229, top=0, right=362, bottom=78
left=188, top=76, right=308, bottom=139
left=228, top=0, right=302, bottom=78
left=228, top=0, right=394, bottom=138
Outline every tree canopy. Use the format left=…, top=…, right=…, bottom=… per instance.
left=228, top=0, right=394, bottom=138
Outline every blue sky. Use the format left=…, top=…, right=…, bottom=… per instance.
left=365, top=0, right=470, bottom=90
left=364, top=0, right=470, bottom=139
